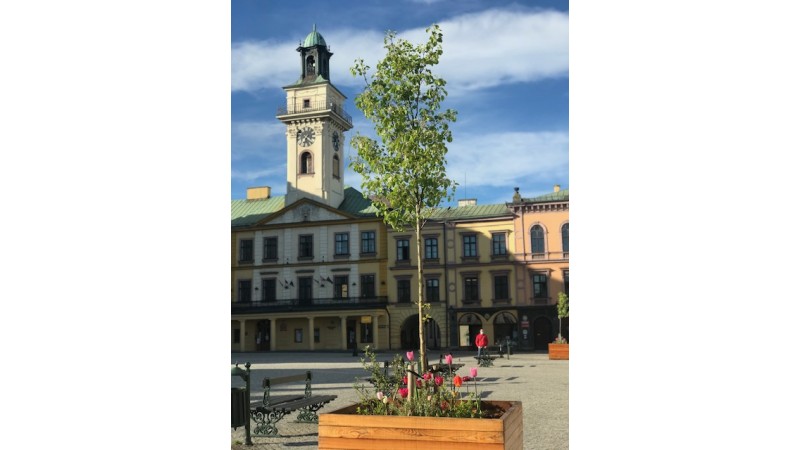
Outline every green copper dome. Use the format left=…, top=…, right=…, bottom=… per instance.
left=302, top=24, right=327, bottom=47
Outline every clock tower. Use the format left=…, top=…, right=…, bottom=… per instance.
left=277, top=25, right=353, bottom=208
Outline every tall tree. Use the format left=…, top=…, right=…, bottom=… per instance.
left=350, top=25, right=457, bottom=370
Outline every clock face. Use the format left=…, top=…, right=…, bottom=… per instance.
left=297, top=127, right=315, bottom=147
left=332, top=132, right=340, bottom=152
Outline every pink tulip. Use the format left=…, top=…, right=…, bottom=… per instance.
left=434, top=376, right=444, bottom=386
left=470, top=367, right=478, bottom=378
left=406, top=351, right=415, bottom=361
left=376, top=392, right=384, bottom=401
left=423, top=372, right=432, bottom=380
left=444, top=354, right=453, bottom=365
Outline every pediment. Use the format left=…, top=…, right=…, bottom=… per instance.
left=256, top=198, right=353, bottom=226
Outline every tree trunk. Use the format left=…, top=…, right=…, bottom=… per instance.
left=416, top=208, right=427, bottom=371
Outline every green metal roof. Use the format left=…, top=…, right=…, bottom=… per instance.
left=524, top=188, right=569, bottom=203
left=429, top=203, right=511, bottom=221
left=339, top=187, right=380, bottom=216
left=302, top=25, right=326, bottom=47
left=231, top=187, right=567, bottom=228
left=231, top=196, right=285, bottom=227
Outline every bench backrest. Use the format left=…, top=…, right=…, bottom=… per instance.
left=261, top=371, right=313, bottom=406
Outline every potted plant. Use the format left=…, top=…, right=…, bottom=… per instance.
left=548, top=292, right=569, bottom=360
left=318, top=348, right=523, bottom=449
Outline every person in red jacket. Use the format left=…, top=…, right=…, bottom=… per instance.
left=475, top=329, right=489, bottom=357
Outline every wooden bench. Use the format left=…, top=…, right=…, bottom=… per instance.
left=249, top=371, right=337, bottom=437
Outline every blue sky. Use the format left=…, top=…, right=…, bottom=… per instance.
left=231, top=0, right=569, bottom=206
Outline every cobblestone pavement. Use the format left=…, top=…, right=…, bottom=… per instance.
left=231, top=350, right=568, bottom=450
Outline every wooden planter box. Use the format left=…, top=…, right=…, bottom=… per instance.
left=548, top=343, right=569, bottom=360
left=318, top=400, right=523, bottom=450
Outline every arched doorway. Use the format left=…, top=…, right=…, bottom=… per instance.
left=492, top=311, right=518, bottom=346
left=458, top=313, right=482, bottom=349
left=401, top=315, right=441, bottom=351
left=532, top=316, right=552, bottom=351
left=256, top=319, right=270, bottom=351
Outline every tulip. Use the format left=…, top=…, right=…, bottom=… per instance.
left=416, top=379, right=423, bottom=388
left=444, top=354, right=453, bottom=365
left=406, top=351, right=415, bottom=361
left=398, top=387, right=409, bottom=398
left=423, top=372, right=432, bottom=381
left=382, top=396, right=389, bottom=404
left=434, top=376, right=444, bottom=386
left=470, top=367, right=478, bottom=378
left=376, top=392, right=384, bottom=401
left=402, top=376, right=408, bottom=385
left=453, top=375, right=463, bottom=387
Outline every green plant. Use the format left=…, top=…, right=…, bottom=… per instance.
left=555, top=291, right=569, bottom=343
left=354, top=347, right=492, bottom=418
left=350, top=24, right=457, bottom=369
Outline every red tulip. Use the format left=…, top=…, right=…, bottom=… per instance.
left=453, top=375, right=463, bottom=387
left=398, top=387, right=409, bottom=398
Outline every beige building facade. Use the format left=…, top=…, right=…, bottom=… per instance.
left=231, top=27, right=569, bottom=353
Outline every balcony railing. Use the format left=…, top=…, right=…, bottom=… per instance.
left=232, top=296, right=388, bottom=314
left=276, top=101, right=352, bottom=126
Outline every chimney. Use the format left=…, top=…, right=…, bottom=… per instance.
left=246, top=186, right=271, bottom=200
left=458, top=199, right=477, bottom=207
left=553, top=184, right=561, bottom=193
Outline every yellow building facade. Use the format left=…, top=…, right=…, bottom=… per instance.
left=231, top=27, right=569, bottom=353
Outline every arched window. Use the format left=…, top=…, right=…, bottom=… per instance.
left=300, top=152, right=312, bottom=174
left=561, top=223, right=569, bottom=253
left=332, top=154, right=340, bottom=178
left=306, top=55, right=316, bottom=75
left=531, top=225, right=544, bottom=255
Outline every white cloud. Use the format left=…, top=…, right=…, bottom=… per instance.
left=231, top=121, right=285, bottom=161
left=231, top=166, right=285, bottom=183
left=446, top=131, right=568, bottom=188
left=231, top=8, right=568, bottom=95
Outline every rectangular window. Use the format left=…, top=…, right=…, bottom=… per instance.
left=261, top=279, right=276, bottom=302
left=463, top=235, right=477, bottom=257
left=494, top=275, right=509, bottom=300
left=237, top=279, right=252, bottom=303
left=397, top=239, right=410, bottom=261
left=533, top=273, right=548, bottom=298
left=314, top=328, right=320, bottom=343
left=298, top=234, right=313, bottom=259
left=295, top=328, right=303, bottom=343
left=397, top=279, right=411, bottom=303
left=464, top=277, right=479, bottom=302
left=334, top=232, right=349, bottom=256
left=426, top=278, right=440, bottom=302
left=424, top=237, right=438, bottom=260
left=298, top=277, right=313, bottom=305
left=302, top=98, right=310, bottom=108
left=564, top=270, right=569, bottom=296
left=492, top=233, right=507, bottom=256
left=361, top=231, right=376, bottom=254
left=262, top=237, right=278, bottom=261
left=361, top=274, right=376, bottom=298
left=334, top=275, right=349, bottom=299
left=232, top=329, right=240, bottom=344
left=239, top=239, right=254, bottom=263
